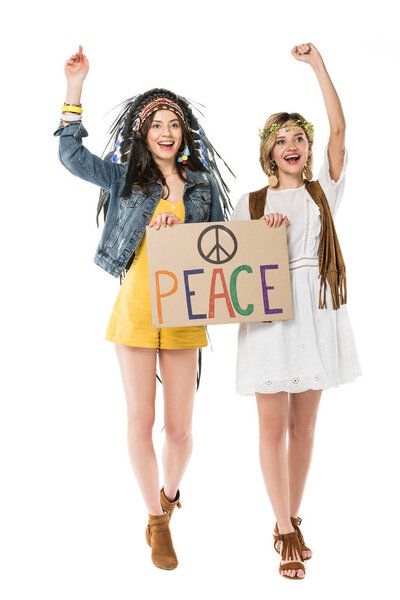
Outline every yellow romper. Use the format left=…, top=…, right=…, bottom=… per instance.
left=105, top=198, right=208, bottom=349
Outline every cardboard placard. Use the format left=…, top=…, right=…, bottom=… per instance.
left=147, top=220, right=293, bottom=327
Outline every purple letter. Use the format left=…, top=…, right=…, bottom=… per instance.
left=184, top=269, right=207, bottom=320
left=260, top=265, right=283, bottom=315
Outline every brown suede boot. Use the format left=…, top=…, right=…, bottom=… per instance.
left=160, top=487, right=182, bottom=519
left=145, top=513, right=178, bottom=570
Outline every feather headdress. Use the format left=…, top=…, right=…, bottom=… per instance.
left=96, top=88, right=233, bottom=226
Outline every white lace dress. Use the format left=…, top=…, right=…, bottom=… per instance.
left=231, top=146, right=362, bottom=395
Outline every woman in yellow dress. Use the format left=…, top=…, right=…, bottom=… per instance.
left=55, top=46, right=230, bottom=570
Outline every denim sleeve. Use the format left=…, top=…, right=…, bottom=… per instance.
left=54, top=121, right=126, bottom=192
left=206, top=172, right=226, bottom=222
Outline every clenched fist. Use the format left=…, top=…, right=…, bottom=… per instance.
left=291, top=43, right=323, bottom=68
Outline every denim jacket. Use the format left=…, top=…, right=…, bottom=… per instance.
left=54, top=121, right=225, bottom=278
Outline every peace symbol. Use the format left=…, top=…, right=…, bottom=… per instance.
left=197, top=225, right=238, bottom=264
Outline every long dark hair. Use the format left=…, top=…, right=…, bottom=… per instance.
left=122, top=110, right=207, bottom=200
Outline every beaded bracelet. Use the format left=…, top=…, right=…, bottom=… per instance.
left=62, top=104, right=83, bottom=114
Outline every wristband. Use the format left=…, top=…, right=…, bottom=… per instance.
left=62, top=104, right=83, bottom=114
left=60, top=113, right=82, bottom=122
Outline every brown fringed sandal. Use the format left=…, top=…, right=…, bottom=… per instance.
left=274, top=530, right=306, bottom=579
left=290, top=517, right=312, bottom=559
left=160, top=487, right=182, bottom=519
left=273, top=517, right=312, bottom=560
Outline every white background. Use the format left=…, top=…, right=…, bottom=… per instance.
left=2, top=0, right=399, bottom=598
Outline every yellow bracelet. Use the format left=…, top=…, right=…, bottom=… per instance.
left=62, top=104, right=83, bottom=114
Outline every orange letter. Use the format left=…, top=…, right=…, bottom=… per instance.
left=208, top=268, right=235, bottom=319
left=155, top=271, right=178, bottom=324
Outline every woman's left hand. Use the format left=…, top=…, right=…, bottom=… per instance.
left=149, top=212, right=183, bottom=230
left=260, top=213, right=290, bottom=228
left=291, top=43, right=323, bottom=68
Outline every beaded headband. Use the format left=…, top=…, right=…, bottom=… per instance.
left=132, top=97, right=187, bottom=132
left=259, top=119, right=314, bottom=141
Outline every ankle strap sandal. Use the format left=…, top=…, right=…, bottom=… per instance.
left=274, top=530, right=306, bottom=579
left=273, top=516, right=312, bottom=560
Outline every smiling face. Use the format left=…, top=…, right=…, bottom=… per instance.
left=145, top=109, right=183, bottom=163
left=271, top=123, right=311, bottom=178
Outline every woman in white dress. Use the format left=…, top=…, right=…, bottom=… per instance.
left=231, top=43, right=361, bottom=579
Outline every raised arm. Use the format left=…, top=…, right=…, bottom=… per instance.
left=62, top=45, right=88, bottom=126
left=291, top=43, right=346, bottom=182
left=55, top=46, right=125, bottom=191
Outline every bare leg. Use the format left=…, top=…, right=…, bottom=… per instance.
left=115, top=344, right=162, bottom=515
left=256, top=391, right=304, bottom=578
left=159, top=348, right=198, bottom=501
left=288, top=389, right=321, bottom=559
left=256, top=392, right=291, bottom=530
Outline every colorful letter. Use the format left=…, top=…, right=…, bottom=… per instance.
left=209, top=268, right=235, bottom=319
left=230, top=265, right=254, bottom=316
left=260, top=265, right=283, bottom=315
left=184, top=269, right=207, bottom=320
left=155, top=271, right=178, bottom=324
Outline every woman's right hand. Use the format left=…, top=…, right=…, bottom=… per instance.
left=149, top=212, right=184, bottom=230
left=64, top=45, right=89, bottom=83
left=260, top=213, right=290, bottom=228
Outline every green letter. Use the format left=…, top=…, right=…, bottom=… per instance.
left=230, top=265, right=254, bottom=316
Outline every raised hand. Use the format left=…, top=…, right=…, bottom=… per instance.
left=290, top=43, right=323, bottom=68
left=64, top=45, right=89, bottom=83
left=291, top=42, right=345, bottom=181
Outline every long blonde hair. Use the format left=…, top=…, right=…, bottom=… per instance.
left=259, top=112, right=314, bottom=177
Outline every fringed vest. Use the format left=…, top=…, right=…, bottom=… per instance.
left=249, top=180, right=347, bottom=310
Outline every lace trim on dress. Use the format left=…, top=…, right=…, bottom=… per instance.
left=290, top=264, right=319, bottom=271
left=289, top=256, right=318, bottom=264
left=306, top=192, right=322, bottom=256
left=303, top=196, right=311, bottom=255
left=257, top=373, right=323, bottom=393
